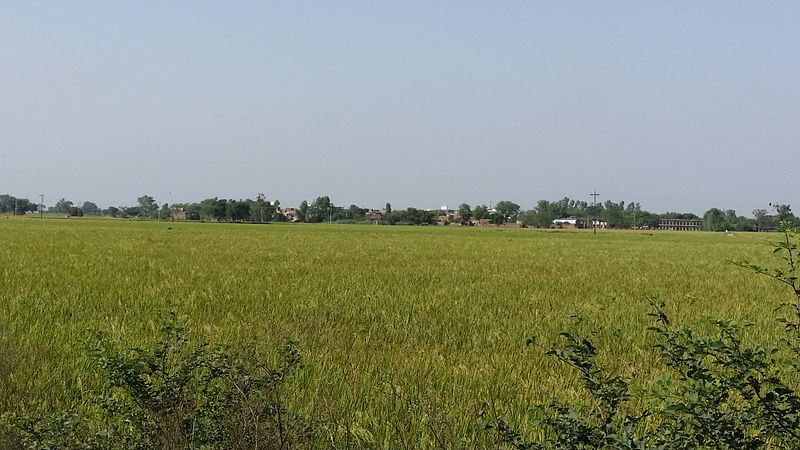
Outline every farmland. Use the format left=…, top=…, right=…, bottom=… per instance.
left=0, top=218, right=791, bottom=446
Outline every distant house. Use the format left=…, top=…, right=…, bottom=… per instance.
left=552, top=217, right=583, bottom=229
left=170, top=207, right=186, bottom=221
left=366, top=209, right=383, bottom=225
left=281, top=207, right=298, bottom=222
left=658, top=218, right=701, bottom=231
left=436, top=206, right=459, bottom=225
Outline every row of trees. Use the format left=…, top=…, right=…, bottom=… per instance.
left=4, top=192, right=798, bottom=231
left=295, top=196, right=370, bottom=223
left=0, top=195, right=37, bottom=215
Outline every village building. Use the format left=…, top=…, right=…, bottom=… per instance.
left=658, top=218, right=701, bottom=231
left=552, top=217, right=584, bottom=229
left=366, top=209, right=383, bottom=225
left=170, top=207, right=186, bottom=221
left=436, top=206, right=459, bottom=225
left=281, top=207, right=298, bottom=222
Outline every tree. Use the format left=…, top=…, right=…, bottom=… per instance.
left=458, top=203, right=472, bottom=224
left=159, top=203, right=170, bottom=221
left=533, top=200, right=559, bottom=227
left=297, top=201, right=309, bottom=223
left=119, top=206, right=140, bottom=218
left=105, top=206, right=119, bottom=218
left=307, top=196, right=332, bottom=223
left=601, top=200, right=627, bottom=228
left=199, top=198, right=227, bottom=221
left=81, top=201, right=100, bottom=215
left=473, top=204, right=489, bottom=220
left=702, top=208, right=727, bottom=231
left=226, top=199, right=250, bottom=222
left=137, top=195, right=158, bottom=219
left=385, top=203, right=392, bottom=215
left=0, top=195, right=33, bottom=215
left=53, top=198, right=74, bottom=214
left=346, top=204, right=367, bottom=221
left=67, top=206, right=83, bottom=217
left=494, top=201, right=521, bottom=223
left=753, top=209, right=776, bottom=231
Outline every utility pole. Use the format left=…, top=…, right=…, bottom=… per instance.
left=14, top=197, right=18, bottom=216
left=589, top=190, right=600, bottom=234
left=39, top=194, right=44, bottom=218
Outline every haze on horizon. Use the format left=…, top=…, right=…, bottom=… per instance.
left=2, top=2, right=799, bottom=215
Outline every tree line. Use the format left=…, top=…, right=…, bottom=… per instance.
left=2, top=193, right=797, bottom=231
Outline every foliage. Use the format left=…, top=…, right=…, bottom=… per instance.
left=458, top=203, right=472, bottom=224
left=81, top=201, right=100, bottom=216
left=137, top=195, right=158, bottom=219
left=383, top=207, right=437, bottom=225
left=1, top=313, right=311, bottom=449
left=495, top=201, right=521, bottom=223
left=0, top=195, right=35, bottom=215
left=54, top=198, right=74, bottom=214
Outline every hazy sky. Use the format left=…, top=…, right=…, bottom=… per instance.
left=2, top=2, right=799, bottom=214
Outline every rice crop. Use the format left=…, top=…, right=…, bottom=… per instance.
left=0, top=218, right=789, bottom=446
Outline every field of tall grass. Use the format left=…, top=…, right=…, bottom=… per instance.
left=0, top=218, right=791, bottom=447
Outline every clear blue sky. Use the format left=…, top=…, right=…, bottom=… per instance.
left=2, top=1, right=798, bottom=215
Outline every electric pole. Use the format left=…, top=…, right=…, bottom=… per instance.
left=590, top=190, right=600, bottom=234
left=39, top=194, right=44, bottom=218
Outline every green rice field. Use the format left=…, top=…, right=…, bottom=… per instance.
left=0, top=218, right=792, bottom=446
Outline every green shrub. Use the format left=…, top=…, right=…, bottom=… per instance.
left=1, top=313, right=311, bottom=450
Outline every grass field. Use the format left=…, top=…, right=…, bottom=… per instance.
left=0, top=218, right=792, bottom=447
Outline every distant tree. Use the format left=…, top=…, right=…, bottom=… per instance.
left=601, top=200, right=627, bottom=228
left=270, top=199, right=281, bottom=221
left=67, top=206, right=83, bottom=217
left=518, top=210, right=538, bottom=226
left=226, top=199, right=250, bottom=222
left=158, top=203, right=170, bottom=220
left=119, top=206, right=140, bottom=218
left=494, top=200, right=521, bottom=222
left=307, top=196, right=332, bottom=223
left=199, top=198, right=228, bottom=221
left=533, top=200, right=559, bottom=227
left=297, top=201, right=309, bottom=222
left=458, top=203, right=472, bottom=223
left=384, top=203, right=392, bottom=214
left=137, top=195, right=158, bottom=219
left=703, top=208, right=727, bottom=231
left=0, top=195, right=35, bottom=215
left=346, top=204, right=367, bottom=221
left=81, top=201, right=100, bottom=215
left=394, top=208, right=436, bottom=225
left=771, top=203, right=796, bottom=225
left=252, top=194, right=268, bottom=223
left=753, top=209, right=775, bottom=231
left=0, top=195, right=13, bottom=213
left=473, top=204, right=489, bottom=220
left=489, top=212, right=505, bottom=225
left=105, top=206, right=119, bottom=218
left=185, top=203, right=201, bottom=221
left=54, top=198, right=74, bottom=214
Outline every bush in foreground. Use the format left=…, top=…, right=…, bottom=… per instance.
left=1, top=313, right=311, bottom=449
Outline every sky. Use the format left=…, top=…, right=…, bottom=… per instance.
left=2, top=1, right=799, bottom=215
